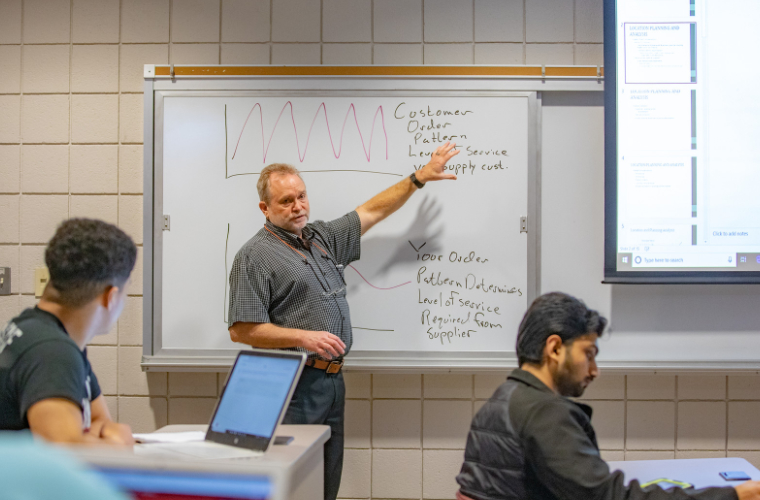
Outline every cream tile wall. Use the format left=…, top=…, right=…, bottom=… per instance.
left=2, top=1, right=759, bottom=499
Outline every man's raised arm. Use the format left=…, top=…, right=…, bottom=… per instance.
left=355, top=142, right=459, bottom=235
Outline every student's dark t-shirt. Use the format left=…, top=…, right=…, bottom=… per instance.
left=0, top=307, right=101, bottom=431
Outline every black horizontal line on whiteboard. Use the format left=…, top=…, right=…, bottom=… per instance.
left=226, top=170, right=404, bottom=179
left=353, top=326, right=394, bottom=332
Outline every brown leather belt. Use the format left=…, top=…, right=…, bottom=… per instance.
left=305, top=358, right=344, bottom=374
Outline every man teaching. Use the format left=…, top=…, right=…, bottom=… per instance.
left=228, top=142, right=459, bottom=500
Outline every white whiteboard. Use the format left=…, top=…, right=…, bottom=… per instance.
left=144, top=71, right=760, bottom=372
left=145, top=77, right=541, bottom=370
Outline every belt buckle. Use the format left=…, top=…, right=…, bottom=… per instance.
left=326, top=360, right=342, bottom=374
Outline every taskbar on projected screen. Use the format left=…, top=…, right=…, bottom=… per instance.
left=616, top=253, right=760, bottom=272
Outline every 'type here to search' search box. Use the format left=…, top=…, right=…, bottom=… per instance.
left=631, top=254, right=736, bottom=268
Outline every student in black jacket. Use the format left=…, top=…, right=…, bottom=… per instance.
left=456, top=292, right=760, bottom=500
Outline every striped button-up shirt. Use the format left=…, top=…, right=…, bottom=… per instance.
left=228, top=211, right=362, bottom=359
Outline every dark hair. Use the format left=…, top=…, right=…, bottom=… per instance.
left=515, top=292, right=607, bottom=366
left=45, top=218, right=137, bottom=308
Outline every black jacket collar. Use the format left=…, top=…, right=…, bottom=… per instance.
left=508, top=368, right=555, bottom=394
left=509, top=367, right=593, bottom=419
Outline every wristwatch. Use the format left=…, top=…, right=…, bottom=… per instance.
left=410, top=172, right=425, bottom=189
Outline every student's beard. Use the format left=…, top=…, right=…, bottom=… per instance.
left=554, top=357, right=587, bottom=398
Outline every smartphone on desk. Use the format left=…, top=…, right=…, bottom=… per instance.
left=720, top=471, right=751, bottom=481
left=274, top=436, right=294, bottom=445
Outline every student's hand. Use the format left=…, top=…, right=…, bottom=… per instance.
left=736, top=481, right=760, bottom=500
left=417, top=142, right=460, bottom=183
left=300, top=331, right=346, bottom=360
left=97, top=421, right=135, bottom=448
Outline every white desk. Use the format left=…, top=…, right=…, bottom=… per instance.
left=608, top=458, right=760, bottom=489
left=73, top=424, right=330, bottom=500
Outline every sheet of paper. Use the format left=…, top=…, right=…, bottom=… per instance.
left=136, top=442, right=264, bottom=460
left=132, top=431, right=206, bottom=444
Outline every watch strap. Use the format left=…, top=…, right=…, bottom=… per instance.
left=410, top=172, right=425, bottom=189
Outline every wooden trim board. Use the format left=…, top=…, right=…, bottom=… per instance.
left=153, top=65, right=604, bottom=78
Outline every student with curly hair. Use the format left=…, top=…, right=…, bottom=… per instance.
left=0, top=218, right=136, bottom=446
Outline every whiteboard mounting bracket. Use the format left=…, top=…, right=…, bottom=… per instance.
left=163, top=215, right=171, bottom=231
left=520, top=216, right=528, bottom=233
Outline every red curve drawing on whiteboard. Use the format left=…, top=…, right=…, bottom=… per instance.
left=347, top=264, right=411, bottom=290
left=231, top=101, right=389, bottom=162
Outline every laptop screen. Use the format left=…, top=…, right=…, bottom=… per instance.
left=206, top=351, right=303, bottom=449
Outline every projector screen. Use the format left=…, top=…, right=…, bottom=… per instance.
left=604, top=0, right=760, bottom=283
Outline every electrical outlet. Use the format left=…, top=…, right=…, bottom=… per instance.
left=34, top=267, right=49, bottom=298
left=0, top=267, right=10, bottom=295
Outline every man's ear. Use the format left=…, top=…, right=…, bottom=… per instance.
left=259, top=201, right=269, bottom=219
left=544, top=334, right=564, bottom=363
left=104, top=285, right=121, bottom=311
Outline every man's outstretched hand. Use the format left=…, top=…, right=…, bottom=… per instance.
left=355, top=141, right=460, bottom=235
left=416, top=142, right=460, bottom=183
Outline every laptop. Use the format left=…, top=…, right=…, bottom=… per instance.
left=138, top=349, right=306, bottom=459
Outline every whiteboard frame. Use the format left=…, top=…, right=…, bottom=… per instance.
left=142, top=72, right=546, bottom=372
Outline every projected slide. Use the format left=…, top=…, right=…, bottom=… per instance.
left=612, top=0, right=760, bottom=275
left=625, top=23, right=695, bottom=84
left=622, top=158, right=692, bottom=220
left=618, top=88, right=693, bottom=152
